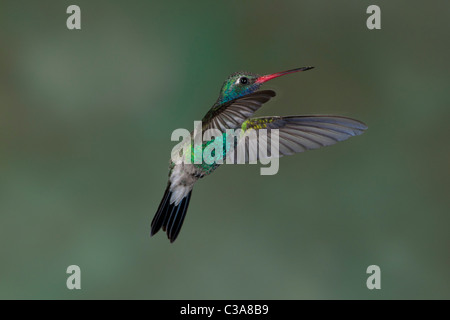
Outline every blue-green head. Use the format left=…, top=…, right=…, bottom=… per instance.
left=216, top=72, right=261, bottom=105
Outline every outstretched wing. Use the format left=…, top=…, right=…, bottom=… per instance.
left=202, top=90, right=276, bottom=134
left=235, top=115, right=367, bottom=162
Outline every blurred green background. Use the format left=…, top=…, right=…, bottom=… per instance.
left=1, top=0, right=449, bottom=299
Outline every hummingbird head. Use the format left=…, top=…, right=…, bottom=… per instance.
left=216, top=66, right=314, bottom=105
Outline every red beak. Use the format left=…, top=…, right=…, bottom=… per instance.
left=256, top=66, right=314, bottom=84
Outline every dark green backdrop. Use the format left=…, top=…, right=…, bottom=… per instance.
left=1, top=0, right=449, bottom=299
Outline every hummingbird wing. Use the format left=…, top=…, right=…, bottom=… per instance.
left=202, top=90, right=276, bottom=135
left=236, top=115, right=367, bottom=162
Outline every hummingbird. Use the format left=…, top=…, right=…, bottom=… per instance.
left=151, top=67, right=367, bottom=243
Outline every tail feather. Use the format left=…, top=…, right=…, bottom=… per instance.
left=151, top=185, right=193, bottom=243
left=151, top=185, right=171, bottom=236
left=167, top=192, right=192, bottom=242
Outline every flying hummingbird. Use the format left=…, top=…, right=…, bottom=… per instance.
left=151, top=67, right=367, bottom=243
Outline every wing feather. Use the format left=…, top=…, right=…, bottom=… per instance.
left=237, top=115, right=367, bottom=161
left=202, top=90, right=276, bottom=135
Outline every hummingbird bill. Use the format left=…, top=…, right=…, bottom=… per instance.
left=151, top=67, right=367, bottom=243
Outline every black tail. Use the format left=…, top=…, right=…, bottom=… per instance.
left=151, top=185, right=193, bottom=243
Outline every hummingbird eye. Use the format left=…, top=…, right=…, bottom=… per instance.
left=239, top=77, right=249, bottom=84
